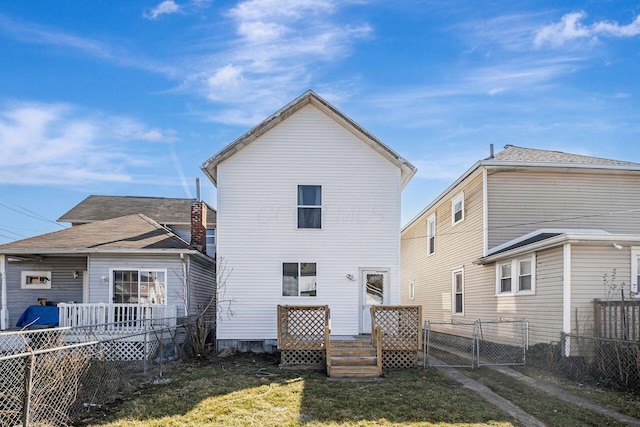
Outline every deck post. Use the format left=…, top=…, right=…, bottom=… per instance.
left=0, top=255, right=7, bottom=330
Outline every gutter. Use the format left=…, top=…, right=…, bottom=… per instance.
left=475, top=233, right=640, bottom=265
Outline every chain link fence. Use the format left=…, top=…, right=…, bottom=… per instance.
left=424, top=319, right=527, bottom=368
left=0, top=316, right=196, bottom=426
left=526, top=333, right=640, bottom=393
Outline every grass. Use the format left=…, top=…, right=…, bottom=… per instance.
left=515, top=366, right=640, bottom=419
left=463, top=367, right=631, bottom=427
left=80, top=354, right=520, bottom=427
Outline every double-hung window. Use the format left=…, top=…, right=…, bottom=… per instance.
left=496, top=255, right=535, bottom=295
left=112, top=270, right=166, bottom=305
left=298, top=185, right=322, bottom=229
left=452, top=268, right=464, bottom=315
left=427, top=214, right=436, bottom=255
left=283, top=262, right=317, bottom=297
left=451, top=192, right=464, bottom=225
left=632, top=247, right=640, bottom=294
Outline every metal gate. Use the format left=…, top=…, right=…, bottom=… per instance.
left=424, top=319, right=527, bottom=368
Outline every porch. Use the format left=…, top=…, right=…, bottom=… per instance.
left=276, top=304, right=422, bottom=378
left=57, top=303, right=178, bottom=329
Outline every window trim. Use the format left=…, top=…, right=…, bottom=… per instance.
left=409, top=280, right=415, bottom=300
left=21, top=271, right=52, bottom=290
left=109, top=268, right=168, bottom=305
left=495, top=254, right=536, bottom=296
left=452, top=267, right=464, bottom=315
left=297, top=185, right=322, bottom=229
left=282, top=262, right=318, bottom=297
left=631, top=247, right=640, bottom=295
left=451, top=192, right=464, bottom=225
left=427, top=213, right=436, bottom=256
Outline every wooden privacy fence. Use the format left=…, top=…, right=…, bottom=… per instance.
left=371, top=305, right=422, bottom=368
left=277, top=305, right=329, bottom=367
left=594, top=299, right=640, bottom=341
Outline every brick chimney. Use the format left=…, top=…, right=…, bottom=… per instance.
left=191, top=201, right=207, bottom=253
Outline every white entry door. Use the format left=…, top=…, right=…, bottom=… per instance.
left=361, top=269, right=388, bottom=334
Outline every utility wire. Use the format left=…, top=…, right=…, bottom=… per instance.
left=0, top=226, right=26, bottom=238
left=401, top=208, right=640, bottom=241
left=0, top=201, right=66, bottom=229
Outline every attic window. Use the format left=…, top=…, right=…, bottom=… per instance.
left=297, top=185, right=322, bottom=229
left=452, top=192, right=464, bottom=225
left=21, top=271, right=52, bottom=290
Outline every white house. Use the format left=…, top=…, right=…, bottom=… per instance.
left=202, top=90, right=416, bottom=351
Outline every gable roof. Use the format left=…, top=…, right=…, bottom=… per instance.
left=201, top=90, right=417, bottom=189
left=403, top=145, right=640, bottom=231
left=0, top=214, right=202, bottom=255
left=58, top=195, right=216, bottom=228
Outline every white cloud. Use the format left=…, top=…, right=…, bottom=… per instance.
left=534, top=11, right=640, bottom=48
left=0, top=101, right=176, bottom=185
left=144, top=0, right=181, bottom=20
left=184, top=0, right=372, bottom=125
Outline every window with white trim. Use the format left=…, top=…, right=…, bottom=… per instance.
left=21, top=271, right=51, bottom=289
left=283, top=262, right=317, bottom=297
left=297, top=185, right=322, bottom=229
left=451, top=192, right=464, bottom=225
left=452, top=268, right=464, bottom=315
left=632, top=247, right=640, bottom=294
left=409, top=280, right=415, bottom=300
left=496, top=255, right=536, bottom=295
left=427, top=214, right=436, bottom=255
left=112, top=270, right=166, bottom=304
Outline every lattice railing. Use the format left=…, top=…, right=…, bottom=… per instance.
left=277, top=305, right=329, bottom=351
left=372, top=306, right=422, bottom=368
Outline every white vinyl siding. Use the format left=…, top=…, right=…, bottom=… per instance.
left=216, top=104, right=402, bottom=339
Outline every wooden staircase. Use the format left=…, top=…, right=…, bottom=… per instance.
left=327, top=338, right=382, bottom=379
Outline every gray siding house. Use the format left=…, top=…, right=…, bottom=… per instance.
left=401, top=145, right=640, bottom=353
left=0, top=199, right=215, bottom=331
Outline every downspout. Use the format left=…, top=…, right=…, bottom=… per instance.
left=1, top=255, right=7, bottom=330
left=181, top=253, right=189, bottom=317
left=563, top=243, right=572, bottom=356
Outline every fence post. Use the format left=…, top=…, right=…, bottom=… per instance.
left=159, top=327, right=164, bottom=378
left=22, top=354, right=35, bottom=427
left=143, top=319, right=148, bottom=376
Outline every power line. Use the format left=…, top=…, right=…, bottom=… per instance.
left=401, top=208, right=640, bottom=241
left=0, top=226, right=26, bottom=238
left=0, top=201, right=66, bottom=229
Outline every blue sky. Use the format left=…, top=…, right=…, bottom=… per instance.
left=1, top=0, right=640, bottom=243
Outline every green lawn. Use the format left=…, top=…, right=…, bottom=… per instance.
left=80, top=355, right=520, bottom=427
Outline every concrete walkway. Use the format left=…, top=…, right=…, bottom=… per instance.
left=432, top=358, right=640, bottom=427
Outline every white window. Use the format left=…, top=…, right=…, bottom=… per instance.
left=283, top=262, right=317, bottom=297
left=496, top=255, right=536, bottom=295
left=427, top=214, right=436, bottom=255
left=452, top=268, right=464, bottom=315
left=632, top=247, right=640, bottom=294
left=409, top=280, right=415, bottom=300
left=298, top=185, right=322, bottom=229
left=21, top=271, right=51, bottom=289
left=112, top=270, right=166, bottom=304
left=451, top=192, right=464, bottom=225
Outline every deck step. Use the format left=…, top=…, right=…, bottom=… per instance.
left=330, top=340, right=372, bottom=348
left=331, top=356, right=377, bottom=366
left=330, top=365, right=380, bottom=378
left=330, top=347, right=377, bottom=357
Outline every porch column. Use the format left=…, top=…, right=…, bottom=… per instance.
left=1, top=255, right=7, bottom=330
left=562, top=243, right=571, bottom=356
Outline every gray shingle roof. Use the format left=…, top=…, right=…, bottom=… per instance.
left=0, top=214, right=193, bottom=253
left=493, top=145, right=640, bottom=166
left=58, top=196, right=216, bottom=228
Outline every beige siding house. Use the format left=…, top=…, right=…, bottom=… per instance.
left=402, top=145, right=640, bottom=351
left=202, top=91, right=416, bottom=351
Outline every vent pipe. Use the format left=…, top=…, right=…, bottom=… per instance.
left=489, top=144, right=494, bottom=159
left=196, top=178, right=201, bottom=202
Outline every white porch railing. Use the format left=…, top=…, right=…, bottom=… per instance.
left=57, top=303, right=178, bottom=329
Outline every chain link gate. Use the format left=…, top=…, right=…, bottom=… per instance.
left=424, top=319, right=528, bottom=368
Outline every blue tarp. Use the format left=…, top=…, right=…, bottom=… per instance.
left=16, top=305, right=59, bottom=328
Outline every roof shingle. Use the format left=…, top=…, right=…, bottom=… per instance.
left=493, top=145, right=640, bottom=166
